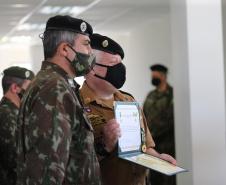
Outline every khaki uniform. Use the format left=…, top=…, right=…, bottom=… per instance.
left=0, top=97, right=19, bottom=185
left=16, top=61, right=102, bottom=185
left=80, top=82, right=155, bottom=185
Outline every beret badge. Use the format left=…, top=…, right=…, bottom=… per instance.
left=102, top=40, right=108, bottom=47
left=25, top=71, right=30, bottom=78
left=80, top=22, right=87, bottom=32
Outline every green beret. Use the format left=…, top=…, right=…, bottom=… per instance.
left=150, top=64, right=168, bottom=73
left=45, top=15, right=93, bottom=36
left=91, top=33, right=124, bottom=59
left=3, top=66, right=35, bottom=81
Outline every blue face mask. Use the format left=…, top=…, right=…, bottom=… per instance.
left=94, top=62, right=126, bottom=89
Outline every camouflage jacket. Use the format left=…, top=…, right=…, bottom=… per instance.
left=0, top=97, right=19, bottom=185
left=16, top=61, right=102, bottom=185
left=143, top=85, right=175, bottom=157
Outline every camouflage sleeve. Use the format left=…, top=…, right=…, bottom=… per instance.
left=0, top=112, right=17, bottom=184
left=21, top=80, right=75, bottom=184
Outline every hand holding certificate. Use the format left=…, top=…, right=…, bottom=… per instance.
left=114, top=101, right=188, bottom=176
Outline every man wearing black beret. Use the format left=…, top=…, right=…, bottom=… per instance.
left=143, top=64, right=176, bottom=185
left=0, top=66, right=34, bottom=185
left=16, top=15, right=103, bottom=184
left=79, top=34, right=177, bottom=185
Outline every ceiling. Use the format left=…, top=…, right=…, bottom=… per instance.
left=0, top=0, right=170, bottom=46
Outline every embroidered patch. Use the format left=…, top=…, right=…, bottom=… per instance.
left=25, top=71, right=30, bottom=78
left=80, top=22, right=87, bottom=32
left=87, top=114, right=107, bottom=126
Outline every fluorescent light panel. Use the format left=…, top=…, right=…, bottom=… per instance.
left=9, top=36, right=31, bottom=43
left=11, top=4, right=30, bottom=8
left=39, top=6, right=86, bottom=15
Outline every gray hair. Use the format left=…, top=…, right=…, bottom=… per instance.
left=43, top=30, right=79, bottom=60
left=92, top=49, right=103, bottom=64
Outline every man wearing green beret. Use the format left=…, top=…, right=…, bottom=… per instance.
left=0, top=66, right=35, bottom=185
left=80, top=33, right=177, bottom=185
left=143, top=64, right=175, bottom=185
left=16, top=15, right=103, bottom=185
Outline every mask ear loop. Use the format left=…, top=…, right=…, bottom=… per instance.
left=67, top=44, right=77, bottom=54
left=65, top=44, right=78, bottom=64
left=64, top=44, right=75, bottom=64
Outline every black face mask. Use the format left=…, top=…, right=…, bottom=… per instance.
left=94, top=63, right=126, bottom=89
left=17, top=88, right=25, bottom=100
left=151, top=78, right=161, bottom=86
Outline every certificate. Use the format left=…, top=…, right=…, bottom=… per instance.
left=114, top=101, right=188, bottom=176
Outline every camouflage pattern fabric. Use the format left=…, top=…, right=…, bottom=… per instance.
left=143, top=84, right=175, bottom=185
left=69, top=50, right=96, bottom=77
left=16, top=61, right=102, bottom=185
left=0, top=97, right=19, bottom=185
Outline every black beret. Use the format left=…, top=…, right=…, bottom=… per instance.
left=150, top=64, right=168, bottom=73
left=45, top=15, right=93, bottom=36
left=91, top=33, right=124, bottom=59
left=3, top=66, right=35, bottom=81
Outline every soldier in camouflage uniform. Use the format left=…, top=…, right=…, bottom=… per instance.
left=80, top=34, right=177, bottom=185
left=0, top=66, right=34, bottom=185
left=143, top=64, right=176, bottom=185
left=16, top=15, right=103, bottom=185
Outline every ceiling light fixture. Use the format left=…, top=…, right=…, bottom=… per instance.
left=12, top=4, right=29, bottom=8
left=9, top=36, right=31, bottom=43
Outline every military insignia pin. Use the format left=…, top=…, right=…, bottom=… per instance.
left=85, top=106, right=92, bottom=113
left=102, top=40, right=108, bottom=47
left=142, top=145, right=147, bottom=152
left=80, top=22, right=87, bottom=32
left=25, top=71, right=30, bottom=78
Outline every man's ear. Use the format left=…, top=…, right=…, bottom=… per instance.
left=10, top=83, right=18, bottom=94
left=59, top=42, right=68, bottom=57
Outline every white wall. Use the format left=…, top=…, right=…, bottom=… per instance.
left=30, top=44, right=44, bottom=75
left=171, top=0, right=226, bottom=184
left=110, top=16, right=173, bottom=108
left=0, top=45, right=31, bottom=97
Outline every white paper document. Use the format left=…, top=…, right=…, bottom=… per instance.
left=114, top=104, right=141, bottom=152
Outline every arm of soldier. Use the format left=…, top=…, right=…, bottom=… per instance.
left=97, top=119, right=121, bottom=161
left=146, top=148, right=177, bottom=166
left=24, top=84, right=73, bottom=184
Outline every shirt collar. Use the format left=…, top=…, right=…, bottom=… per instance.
left=41, top=61, right=80, bottom=91
left=1, top=96, right=19, bottom=110
left=80, top=81, right=129, bottom=106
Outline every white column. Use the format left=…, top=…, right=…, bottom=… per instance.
left=30, top=44, right=44, bottom=74
left=171, top=0, right=226, bottom=185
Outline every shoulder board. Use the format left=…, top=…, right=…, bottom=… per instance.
left=119, top=90, right=135, bottom=99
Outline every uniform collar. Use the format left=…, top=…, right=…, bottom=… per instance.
left=0, top=96, right=19, bottom=110
left=80, top=81, right=100, bottom=105
left=41, top=61, right=80, bottom=91
left=155, top=84, right=172, bottom=94
left=80, top=81, right=128, bottom=107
